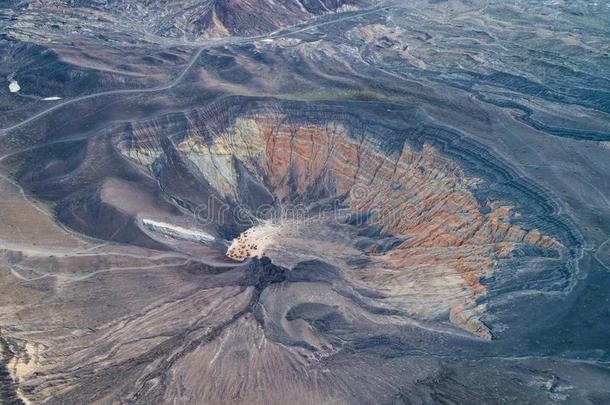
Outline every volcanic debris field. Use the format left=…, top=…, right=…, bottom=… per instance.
left=1, top=0, right=610, bottom=404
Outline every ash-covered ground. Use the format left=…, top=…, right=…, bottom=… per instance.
left=0, top=0, right=609, bottom=404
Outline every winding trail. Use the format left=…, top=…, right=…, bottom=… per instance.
left=594, top=236, right=610, bottom=272
left=0, top=3, right=391, bottom=136
left=0, top=46, right=204, bottom=135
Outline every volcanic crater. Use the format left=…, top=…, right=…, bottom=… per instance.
left=21, top=98, right=570, bottom=340
left=0, top=95, right=584, bottom=403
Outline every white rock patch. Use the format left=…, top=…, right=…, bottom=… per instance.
left=142, top=218, right=215, bottom=243
left=9, top=80, right=20, bottom=93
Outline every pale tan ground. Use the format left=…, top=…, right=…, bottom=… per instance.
left=226, top=222, right=281, bottom=261
left=0, top=176, right=85, bottom=249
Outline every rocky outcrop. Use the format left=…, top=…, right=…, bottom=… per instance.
left=349, top=24, right=428, bottom=69
left=226, top=222, right=279, bottom=261
left=13, top=0, right=365, bottom=40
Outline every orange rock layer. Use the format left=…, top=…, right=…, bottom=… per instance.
left=177, top=115, right=563, bottom=339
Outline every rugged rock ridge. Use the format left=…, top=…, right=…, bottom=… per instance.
left=15, top=0, right=364, bottom=40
